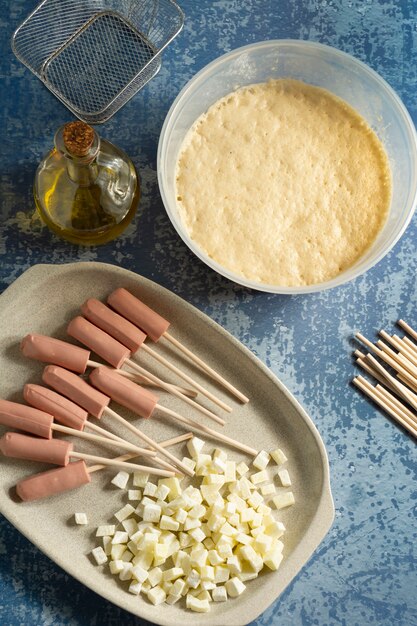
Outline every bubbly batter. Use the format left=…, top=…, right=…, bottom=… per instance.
left=175, top=79, right=392, bottom=286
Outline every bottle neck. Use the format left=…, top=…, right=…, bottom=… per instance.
left=54, top=123, right=101, bottom=187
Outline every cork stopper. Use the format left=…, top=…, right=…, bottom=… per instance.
left=62, top=121, right=95, bottom=157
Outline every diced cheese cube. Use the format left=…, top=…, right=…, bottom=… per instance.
left=240, top=507, right=255, bottom=523
left=220, top=522, right=237, bottom=536
left=132, top=551, right=153, bottom=570
left=273, top=492, right=295, bottom=510
left=154, top=483, right=171, bottom=501
left=197, top=590, right=211, bottom=601
left=254, top=533, right=273, bottom=554
left=171, top=578, right=186, bottom=596
left=214, top=565, right=230, bottom=583
left=186, top=568, right=201, bottom=589
left=225, top=501, right=237, bottom=515
left=200, top=565, right=215, bottom=581
left=114, top=504, right=135, bottom=522
left=250, top=526, right=265, bottom=538
left=137, top=533, right=158, bottom=551
left=201, top=580, right=216, bottom=591
left=112, top=531, right=129, bottom=545
left=163, top=567, right=184, bottom=582
left=121, top=518, right=138, bottom=536
left=263, top=547, right=284, bottom=571
left=224, top=461, right=236, bottom=482
left=236, top=478, right=251, bottom=499
left=127, top=540, right=139, bottom=556
left=203, top=537, right=215, bottom=550
left=174, top=508, right=188, bottom=524
left=187, top=436, right=205, bottom=458
left=147, top=566, right=163, bottom=587
left=131, top=564, right=149, bottom=583
left=212, top=585, right=227, bottom=602
left=160, top=515, right=180, bottom=532
left=166, top=593, right=181, bottom=605
left=217, top=543, right=233, bottom=559
left=253, top=450, right=270, bottom=470
left=102, top=536, right=112, bottom=556
left=188, top=503, right=206, bottom=518
left=248, top=491, right=263, bottom=509
left=143, top=482, right=157, bottom=497
left=213, top=448, right=228, bottom=463
left=270, top=448, right=287, bottom=466
left=261, top=483, right=276, bottom=496
left=111, top=471, right=130, bottom=489
left=250, top=470, right=268, bottom=485
left=228, top=513, right=240, bottom=527
left=141, top=581, right=151, bottom=593
left=133, top=472, right=149, bottom=487
left=179, top=532, right=194, bottom=548
left=181, top=457, right=196, bottom=471
left=96, top=524, right=116, bottom=537
left=208, top=549, right=224, bottom=566
left=225, top=577, right=246, bottom=597
left=147, top=585, right=166, bottom=605
left=184, top=517, right=202, bottom=531
left=121, top=550, right=134, bottom=563
left=238, top=563, right=259, bottom=581
left=278, top=469, right=292, bottom=487
left=159, top=477, right=182, bottom=499
left=186, top=594, right=210, bottom=613
left=142, top=503, right=162, bottom=523
left=265, top=520, right=286, bottom=538
left=249, top=512, right=263, bottom=529
left=109, top=559, right=124, bottom=574
left=190, top=547, right=208, bottom=568
left=236, top=533, right=252, bottom=546
left=212, top=456, right=226, bottom=473
left=236, top=461, right=250, bottom=476
left=74, top=512, right=88, bottom=525
left=227, top=555, right=242, bottom=575
left=257, top=503, right=272, bottom=516
left=110, top=544, right=126, bottom=560
left=128, top=580, right=142, bottom=595
left=127, top=489, right=142, bottom=501
left=119, top=562, right=133, bottom=581
left=189, top=527, right=206, bottom=543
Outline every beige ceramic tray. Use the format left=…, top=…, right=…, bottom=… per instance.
left=0, top=262, right=334, bottom=626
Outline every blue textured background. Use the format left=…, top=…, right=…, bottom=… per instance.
left=1, top=1, right=417, bottom=625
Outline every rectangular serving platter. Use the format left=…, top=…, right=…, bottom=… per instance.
left=0, top=262, right=334, bottom=626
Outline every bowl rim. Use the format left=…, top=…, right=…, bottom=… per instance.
left=157, top=39, right=417, bottom=294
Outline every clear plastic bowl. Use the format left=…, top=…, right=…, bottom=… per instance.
left=157, top=40, right=417, bottom=294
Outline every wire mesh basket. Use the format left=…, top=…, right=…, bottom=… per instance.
left=12, top=0, right=184, bottom=124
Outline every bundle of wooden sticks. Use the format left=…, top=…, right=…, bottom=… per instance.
left=353, top=319, right=417, bottom=440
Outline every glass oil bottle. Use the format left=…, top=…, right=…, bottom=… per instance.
left=34, top=121, right=140, bottom=245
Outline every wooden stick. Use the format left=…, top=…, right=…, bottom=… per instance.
left=88, top=359, right=197, bottom=398
left=69, top=451, right=176, bottom=476
left=376, top=384, right=417, bottom=429
left=51, top=423, right=155, bottom=456
left=353, top=376, right=417, bottom=439
left=355, top=352, right=417, bottom=402
left=103, top=406, right=194, bottom=476
left=163, top=331, right=249, bottom=404
left=355, top=333, right=417, bottom=392
left=155, top=403, right=258, bottom=456
left=365, top=354, right=417, bottom=412
left=379, top=332, right=417, bottom=368
left=140, top=343, right=232, bottom=413
left=124, top=358, right=225, bottom=427
left=376, top=338, right=417, bottom=379
left=398, top=319, right=417, bottom=342
left=401, top=336, right=417, bottom=356
left=87, top=432, right=193, bottom=473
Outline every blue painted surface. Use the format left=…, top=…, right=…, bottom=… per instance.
left=1, top=1, right=417, bottom=625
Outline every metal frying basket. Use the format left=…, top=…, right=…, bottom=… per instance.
left=12, top=0, right=184, bottom=124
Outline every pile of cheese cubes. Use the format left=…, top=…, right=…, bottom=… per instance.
left=91, top=438, right=294, bottom=613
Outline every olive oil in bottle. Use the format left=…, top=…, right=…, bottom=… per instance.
left=34, top=121, right=140, bottom=245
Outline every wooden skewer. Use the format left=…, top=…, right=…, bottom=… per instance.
left=87, top=432, right=193, bottom=473
left=376, top=338, right=417, bottom=379
left=140, top=343, right=232, bottom=413
left=353, top=376, right=417, bottom=439
left=376, top=384, right=417, bottom=429
left=379, top=332, right=417, bottom=368
left=355, top=333, right=417, bottom=392
left=163, top=332, right=250, bottom=404
left=364, top=354, right=417, bottom=411
left=103, top=406, right=194, bottom=477
left=69, top=451, right=176, bottom=476
left=401, top=336, right=417, bottom=358
left=88, top=359, right=198, bottom=399
left=51, top=423, right=156, bottom=456
left=124, top=358, right=225, bottom=427
left=155, top=403, right=258, bottom=456
left=354, top=351, right=417, bottom=402
left=398, top=319, right=417, bottom=342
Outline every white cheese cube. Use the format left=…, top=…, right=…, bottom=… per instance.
left=212, top=585, right=227, bottom=602
left=257, top=503, right=272, bottom=516
left=184, top=517, right=202, bottom=531
left=270, top=448, right=287, bottom=466
left=133, top=472, right=149, bottom=488
left=225, top=577, right=246, bottom=597
left=121, top=518, right=138, bottom=536
left=96, top=524, right=116, bottom=537
left=197, top=590, right=211, bottom=601
left=132, top=551, right=153, bottom=570
left=186, top=594, right=210, bottom=613
left=112, top=531, right=129, bottom=545
left=171, top=578, right=186, bottom=596
left=220, top=522, right=237, bottom=536
left=203, top=537, right=215, bottom=550
left=143, top=482, right=157, bottom=497
left=236, top=461, right=250, bottom=476
left=213, top=448, right=228, bottom=463
left=225, top=501, right=237, bottom=515
left=273, top=492, right=295, bottom=510
left=217, top=543, right=233, bottom=559
left=212, top=456, right=226, bottom=472
left=188, top=504, right=207, bottom=519
left=102, top=536, right=112, bottom=556
left=141, top=581, right=151, bottom=593
left=128, top=580, right=142, bottom=595
left=254, top=533, right=273, bottom=554
left=200, top=565, right=215, bottom=581
left=248, top=491, right=263, bottom=509
left=111, top=471, right=130, bottom=489
left=163, top=567, right=184, bottom=582
left=110, top=544, right=126, bottom=560
left=159, top=515, right=180, bottom=532
left=189, top=527, right=206, bottom=543
left=236, top=533, right=252, bottom=546
left=127, top=489, right=142, bottom=501
left=224, top=461, right=236, bottom=483
left=121, top=550, right=134, bottom=563
left=253, top=450, right=270, bottom=470
left=238, top=563, right=259, bottom=581
left=250, top=470, right=268, bottom=485
left=114, top=504, right=135, bottom=522
left=147, top=566, right=163, bottom=587
left=74, top=512, right=88, bottom=525
left=109, top=559, right=124, bottom=574
left=261, top=483, right=276, bottom=496
left=142, top=503, right=162, bottom=523
left=240, top=507, right=255, bottom=523
left=263, top=547, right=284, bottom=571
left=214, top=565, right=230, bottom=583
left=174, top=508, right=188, bottom=524
left=158, top=477, right=182, bottom=499
left=131, top=564, right=149, bottom=583
left=265, top=519, right=286, bottom=538
left=186, top=568, right=201, bottom=589
left=179, top=532, right=194, bottom=548
left=190, top=547, right=208, bottom=568
left=119, top=562, right=133, bottom=581
left=201, top=580, right=216, bottom=591
left=154, top=483, right=171, bottom=501
left=166, top=593, right=181, bottom=605
left=278, top=468, right=292, bottom=487
left=208, top=550, right=224, bottom=566
left=127, top=541, right=139, bottom=556
left=181, top=456, right=196, bottom=471
left=249, top=512, right=263, bottom=529
left=147, top=585, right=166, bottom=605
left=187, top=436, right=205, bottom=458
left=227, top=555, right=242, bottom=575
